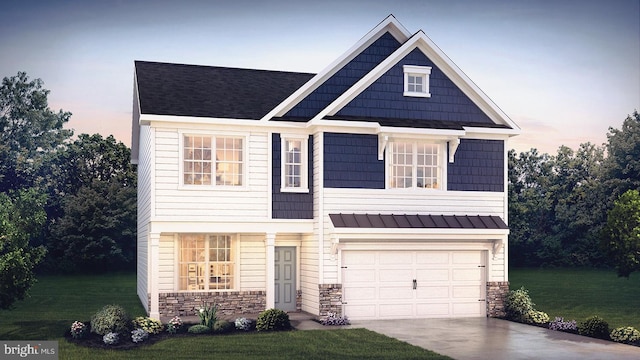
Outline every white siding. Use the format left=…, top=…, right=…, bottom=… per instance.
left=137, top=125, right=153, bottom=312
left=152, top=128, right=270, bottom=221
left=240, top=234, right=266, bottom=290
left=300, top=233, right=319, bottom=314
left=158, top=234, right=175, bottom=291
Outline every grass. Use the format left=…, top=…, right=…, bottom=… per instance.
left=509, top=268, right=640, bottom=329
left=0, top=272, right=450, bottom=360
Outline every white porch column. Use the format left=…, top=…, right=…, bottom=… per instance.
left=265, top=232, right=276, bottom=309
left=149, top=232, right=160, bottom=320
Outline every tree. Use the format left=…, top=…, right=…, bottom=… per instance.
left=0, top=189, right=47, bottom=309
left=602, top=111, right=640, bottom=203
left=0, top=72, right=72, bottom=192
left=44, top=134, right=137, bottom=273
left=601, top=189, right=640, bottom=278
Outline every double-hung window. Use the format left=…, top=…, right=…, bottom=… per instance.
left=403, top=65, right=432, bottom=98
left=179, top=234, right=235, bottom=291
left=183, top=135, right=244, bottom=186
left=388, top=141, right=441, bottom=189
left=281, top=135, right=308, bottom=192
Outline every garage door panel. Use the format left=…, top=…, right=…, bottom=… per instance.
left=343, top=269, right=376, bottom=282
left=343, top=250, right=486, bottom=320
left=416, top=268, right=449, bottom=281
left=416, top=285, right=449, bottom=299
left=452, top=268, right=482, bottom=281
left=380, top=252, right=413, bottom=265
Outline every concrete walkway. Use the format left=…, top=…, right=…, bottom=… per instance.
left=351, top=317, right=640, bottom=360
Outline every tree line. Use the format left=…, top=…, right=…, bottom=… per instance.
left=0, top=72, right=136, bottom=309
left=509, top=110, right=640, bottom=274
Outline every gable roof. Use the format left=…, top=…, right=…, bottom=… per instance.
left=134, top=61, right=313, bottom=119
left=307, top=31, right=520, bottom=131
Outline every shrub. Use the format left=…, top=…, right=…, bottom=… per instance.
left=234, top=317, right=254, bottom=331
left=166, top=316, right=183, bottom=334
left=610, top=326, right=640, bottom=345
left=578, top=316, right=610, bottom=340
left=102, top=332, right=119, bottom=345
left=90, top=304, right=131, bottom=336
left=188, top=324, right=211, bottom=334
left=504, top=287, right=535, bottom=323
left=70, top=321, right=88, bottom=339
left=548, top=317, right=577, bottom=332
left=321, top=312, right=351, bottom=326
left=256, top=308, right=291, bottom=331
left=131, top=328, right=149, bottom=343
left=196, top=301, right=218, bottom=329
left=213, top=319, right=234, bottom=334
left=132, top=316, right=164, bottom=335
left=524, top=310, right=549, bottom=325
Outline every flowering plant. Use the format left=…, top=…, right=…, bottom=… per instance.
left=166, top=316, right=183, bottom=334
left=234, top=317, right=254, bottom=331
left=548, top=317, right=577, bottom=332
left=103, top=332, right=119, bottom=345
left=610, top=326, right=640, bottom=345
left=70, top=321, right=88, bottom=339
left=132, top=316, right=163, bottom=334
left=131, top=328, right=149, bottom=343
left=320, top=312, right=351, bottom=326
left=196, top=301, right=218, bottom=329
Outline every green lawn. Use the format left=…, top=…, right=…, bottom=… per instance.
left=509, top=268, right=640, bottom=329
left=0, top=273, right=449, bottom=360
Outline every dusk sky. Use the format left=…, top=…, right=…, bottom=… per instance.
left=1, top=0, right=638, bottom=154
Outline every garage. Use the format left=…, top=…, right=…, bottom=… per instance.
left=341, top=250, right=486, bottom=320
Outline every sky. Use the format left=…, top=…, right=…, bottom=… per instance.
left=1, top=0, right=638, bottom=154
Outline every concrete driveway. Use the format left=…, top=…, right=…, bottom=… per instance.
left=353, top=317, right=640, bottom=360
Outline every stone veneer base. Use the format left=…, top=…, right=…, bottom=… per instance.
left=318, top=284, right=342, bottom=317
left=157, top=291, right=266, bottom=318
left=486, top=281, right=509, bottom=318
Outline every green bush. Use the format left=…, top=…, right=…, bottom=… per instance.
left=132, top=316, right=164, bottom=334
left=610, top=326, right=640, bottom=345
left=213, top=319, right=234, bottom=334
left=187, top=324, right=211, bottom=334
left=578, top=316, right=610, bottom=340
left=525, top=310, right=550, bottom=325
left=504, top=287, right=535, bottom=323
left=90, top=304, right=131, bottom=336
left=256, top=308, right=291, bottom=331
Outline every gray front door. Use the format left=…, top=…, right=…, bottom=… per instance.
left=275, top=246, right=296, bottom=311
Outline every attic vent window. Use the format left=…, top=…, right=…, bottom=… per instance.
left=403, top=65, right=431, bottom=98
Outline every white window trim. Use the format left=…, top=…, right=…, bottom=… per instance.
left=403, top=65, right=432, bottom=98
left=280, top=134, right=309, bottom=193
left=176, top=233, right=239, bottom=292
left=179, top=130, right=248, bottom=190
left=385, top=140, right=447, bottom=190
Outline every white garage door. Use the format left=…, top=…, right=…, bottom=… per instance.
left=342, top=250, right=486, bottom=320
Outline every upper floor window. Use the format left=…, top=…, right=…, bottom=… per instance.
left=388, top=141, right=441, bottom=189
left=179, top=234, right=235, bottom=291
left=281, top=135, right=309, bottom=192
left=403, top=65, right=432, bottom=98
left=183, top=135, right=244, bottom=186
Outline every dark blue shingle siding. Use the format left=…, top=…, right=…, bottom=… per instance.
left=285, top=32, right=401, bottom=118
left=272, top=134, right=314, bottom=219
left=336, top=48, right=494, bottom=125
left=448, top=139, right=504, bottom=192
left=323, top=133, right=385, bottom=189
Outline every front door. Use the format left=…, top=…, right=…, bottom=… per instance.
left=274, top=246, right=296, bottom=312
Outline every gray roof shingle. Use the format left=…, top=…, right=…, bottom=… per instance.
left=134, top=61, right=314, bottom=119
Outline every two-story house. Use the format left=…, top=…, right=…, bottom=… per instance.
left=132, top=15, right=520, bottom=321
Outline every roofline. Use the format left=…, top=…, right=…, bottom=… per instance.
left=310, top=31, right=521, bottom=133
left=260, top=14, right=412, bottom=122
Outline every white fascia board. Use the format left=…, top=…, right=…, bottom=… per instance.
left=379, top=126, right=465, bottom=138
left=149, top=219, right=314, bottom=234
left=140, top=114, right=309, bottom=130
left=260, top=15, right=412, bottom=122
left=462, top=126, right=521, bottom=137
left=313, top=31, right=521, bottom=132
